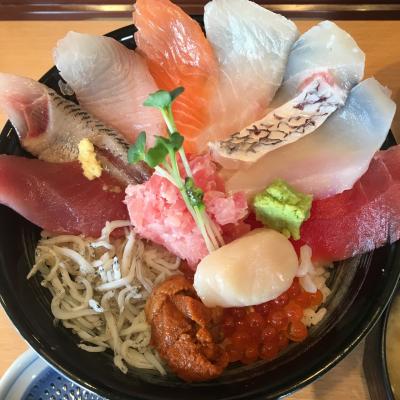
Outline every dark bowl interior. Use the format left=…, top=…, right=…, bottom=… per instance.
left=1, top=24, right=400, bottom=400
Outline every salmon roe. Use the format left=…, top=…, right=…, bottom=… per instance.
left=220, top=278, right=323, bottom=365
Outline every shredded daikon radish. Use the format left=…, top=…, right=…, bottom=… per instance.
left=28, top=220, right=181, bottom=375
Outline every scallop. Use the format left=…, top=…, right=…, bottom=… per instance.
left=194, top=229, right=298, bottom=307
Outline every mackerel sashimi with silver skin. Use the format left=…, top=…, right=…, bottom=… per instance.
left=211, top=20, right=365, bottom=168
left=225, top=78, right=396, bottom=200
left=54, top=32, right=164, bottom=145
left=203, top=0, right=299, bottom=148
left=0, top=73, right=150, bottom=184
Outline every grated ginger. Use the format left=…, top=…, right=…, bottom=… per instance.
left=78, top=138, right=102, bottom=180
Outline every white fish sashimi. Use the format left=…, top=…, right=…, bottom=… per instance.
left=211, top=20, right=365, bottom=168
left=225, top=78, right=396, bottom=200
left=273, top=20, right=365, bottom=107
left=211, top=73, right=347, bottom=166
left=194, top=229, right=298, bottom=308
left=202, top=0, right=299, bottom=147
left=54, top=32, right=163, bottom=144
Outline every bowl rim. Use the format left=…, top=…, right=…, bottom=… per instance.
left=1, top=23, right=400, bottom=400
left=380, top=296, right=396, bottom=398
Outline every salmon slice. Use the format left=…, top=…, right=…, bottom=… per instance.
left=134, top=0, right=218, bottom=154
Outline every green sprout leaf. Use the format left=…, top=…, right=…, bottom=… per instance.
left=170, top=132, right=184, bottom=151
left=170, top=87, right=184, bottom=102
left=151, top=133, right=183, bottom=154
left=143, top=87, right=185, bottom=110
left=144, top=141, right=169, bottom=168
left=127, top=131, right=146, bottom=164
left=153, top=135, right=171, bottom=148
left=138, top=86, right=220, bottom=253
left=143, top=90, right=171, bottom=109
left=184, top=177, right=204, bottom=209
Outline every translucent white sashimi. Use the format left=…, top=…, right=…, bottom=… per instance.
left=54, top=32, right=163, bottom=144
left=211, top=73, right=347, bottom=166
left=273, top=20, right=365, bottom=106
left=202, top=0, right=299, bottom=148
left=225, top=78, right=396, bottom=200
left=211, top=21, right=365, bottom=168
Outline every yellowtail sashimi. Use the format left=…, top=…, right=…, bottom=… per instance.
left=54, top=32, right=163, bottom=145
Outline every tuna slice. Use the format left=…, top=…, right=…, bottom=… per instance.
left=134, top=0, right=219, bottom=154
left=0, top=73, right=150, bottom=185
left=296, top=145, right=400, bottom=263
left=203, top=0, right=299, bottom=150
left=225, top=78, right=396, bottom=200
left=125, top=155, right=248, bottom=267
left=54, top=32, right=163, bottom=145
left=0, top=155, right=128, bottom=237
left=211, top=20, right=365, bottom=168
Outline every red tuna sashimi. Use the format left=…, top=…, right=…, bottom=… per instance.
left=125, top=154, right=248, bottom=267
left=295, top=145, right=400, bottom=262
left=0, top=155, right=128, bottom=237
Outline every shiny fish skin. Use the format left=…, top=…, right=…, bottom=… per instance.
left=54, top=32, right=164, bottom=145
left=0, top=73, right=150, bottom=184
left=211, top=73, right=347, bottom=167
left=225, top=78, right=396, bottom=200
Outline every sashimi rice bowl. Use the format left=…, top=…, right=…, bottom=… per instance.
left=0, top=0, right=400, bottom=398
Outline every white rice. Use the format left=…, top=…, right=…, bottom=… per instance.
left=28, top=220, right=181, bottom=375
left=297, top=245, right=332, bottom=327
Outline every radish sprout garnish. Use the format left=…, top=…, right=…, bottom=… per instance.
left=128, top=87, right=223, bottom=252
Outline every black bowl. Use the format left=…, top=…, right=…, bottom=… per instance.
left=1, top=24, right=400, bottom=400
left=364, top=288, right=399, bottom=400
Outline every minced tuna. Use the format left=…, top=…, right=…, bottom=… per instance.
left=125, top=154, right=248, bottom=267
